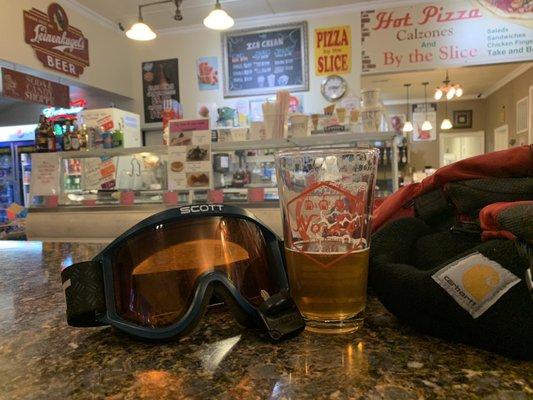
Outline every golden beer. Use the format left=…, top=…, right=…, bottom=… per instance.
left=284, top=241, right=369, bottom=333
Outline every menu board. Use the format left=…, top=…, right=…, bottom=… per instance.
left=167, top=122, right=212, bottom=191
left=30, top=153, right=60, bottom=196
left=361, top=1, right=533, bottom=74
left=222, top=22, right=309, bottom=98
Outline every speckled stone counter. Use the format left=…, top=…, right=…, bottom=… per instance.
left=0, top=242, right=531, bottom=400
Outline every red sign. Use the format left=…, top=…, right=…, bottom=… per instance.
left=24, top=3, right=90, bottom=77
left=1, top=67, right=70, bottom=108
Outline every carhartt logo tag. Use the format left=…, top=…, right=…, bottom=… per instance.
left=432, top=252, right=520, bottom=318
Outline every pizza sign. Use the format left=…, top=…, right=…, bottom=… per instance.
left=24, top=3, right=90, bottom=77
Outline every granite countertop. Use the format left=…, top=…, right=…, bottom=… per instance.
left=0, top=242, right=531, bottom=400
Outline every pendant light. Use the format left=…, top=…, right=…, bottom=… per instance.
left=125, top=2, right=158, bottom=41
left=441, top=97, right=453, bottom=130
left=126, top=20, right=157, bottom=41
left=421, top=82, right=432, bottom=131
left=125, top=1, right=184, bottom=41
left=204, top=0, right=234, bottom=30
left=402, top=84, right=414, bottom=133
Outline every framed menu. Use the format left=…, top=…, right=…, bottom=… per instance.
left=222, top=22, right=309, bottom=98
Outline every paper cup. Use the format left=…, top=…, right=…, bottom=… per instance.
left=289, top=114, right=309, bottom=137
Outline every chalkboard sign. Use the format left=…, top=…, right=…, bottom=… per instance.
left=222, top=22, right=308, bottom=98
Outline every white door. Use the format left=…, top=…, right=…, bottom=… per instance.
left=494, top=125, right=509, bottom=151
left=439, top=131, right=485, bottom=167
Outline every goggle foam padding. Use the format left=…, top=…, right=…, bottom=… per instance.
left=370, top=217, right=533, bottom=360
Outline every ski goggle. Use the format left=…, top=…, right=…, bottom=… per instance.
left=61, top=204, right=304, bottom=341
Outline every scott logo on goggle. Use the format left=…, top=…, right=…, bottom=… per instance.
left=180, top=204, right=224, bottom=214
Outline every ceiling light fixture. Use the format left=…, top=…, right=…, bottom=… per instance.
left=125, top=0, right=183, bottom=41
left=204, top=0, right=234, bottom=30
left=440, top=94, right=453, bottom=130
left=403, top=83, right=413, bottom=133
left=434, top=70, right=463, bottom=100
left=422, top=82, right=432, bottom=131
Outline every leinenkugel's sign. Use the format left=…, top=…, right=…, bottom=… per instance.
left=1, top=68, right=70, bottom=108
left=24, top=3, right=90, bottom=77
left=361, top=0, right=532, bottom=74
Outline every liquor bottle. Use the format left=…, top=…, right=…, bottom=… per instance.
left=70, top=122, right=81, bottom=151
left=63, top=121, right=72, bottom=151
left=46, top=119, right=56, bottom=152
left=79, top=124, right=88, bottom=150
left=35, top=115, right=49, bottom=152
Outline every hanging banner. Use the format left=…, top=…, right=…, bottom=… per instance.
left=361, top=0, right=533, bottom=74
left=1, top=68, right=70, bottom=108
left=24, top=3, right=90, bottom=77
left=315, top=25, right=352, bottom=76
left=142, top=59, right=180, bottom=124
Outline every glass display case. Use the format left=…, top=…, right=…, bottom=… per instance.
left=29, top=132, right=400, bottom=209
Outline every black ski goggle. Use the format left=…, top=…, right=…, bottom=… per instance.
left=61, top=204, right=304, bottom=341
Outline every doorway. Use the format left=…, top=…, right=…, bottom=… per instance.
left=439, top=131, right=485, bottom=167
left=494, top=125, right=509, bottom=151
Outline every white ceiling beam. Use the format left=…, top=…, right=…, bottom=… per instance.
left=383, top=94, right=480, bottom=106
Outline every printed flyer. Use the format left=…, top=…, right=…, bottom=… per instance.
left=167, top=128, right=213, bottom=191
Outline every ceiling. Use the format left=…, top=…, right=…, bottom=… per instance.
left=362, top=63, right=532, bottom=103
left=75, top=0, right=371, bottom=30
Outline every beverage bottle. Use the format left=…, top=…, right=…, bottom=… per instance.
left=54, top=123, right=63, bottom=152
left=79, top=124, right=88, bottom=150
left=46, top=119, right=56, bottom=152
left=112, top=123, right=124, bottom=148
left=70, top=122, right=81, bottom=151
left=63, top=121, right=72, bottom=151
left=35, top=115, right=49, bottom=152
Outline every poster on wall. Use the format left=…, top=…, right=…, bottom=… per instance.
left=314, top=25, right=352, bottom=76
left=23, top=3, right=90, bottom=77
left=167, top=122, right=212, bottom=191
left=197, top=57, right=219, bottom=91
left=1, top=68, right=70, bottom=108
left=222, top=22, right=309, bottom=98
left=142, top=59, right=180, bottom=124
left=412, top=111, right=437, bottom=141
left=361, top=0, right=533, bottom=74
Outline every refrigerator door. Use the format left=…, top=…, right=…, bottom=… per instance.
left=0, top=146, right=14, bottom=222
left=14, top=142, right=36, bottom=208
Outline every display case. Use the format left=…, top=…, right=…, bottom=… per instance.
left=26, top=132, right=400, bottom=242
left=29, top=132, right=399, bottom=208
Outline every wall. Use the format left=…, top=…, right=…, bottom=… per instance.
left=0, top=0, right=134, bottom=99
left=485, top=67, right=533, bottom=151
left=131, top=12, right=362, bottom=129
left=387, top=98, right=487, bottom=170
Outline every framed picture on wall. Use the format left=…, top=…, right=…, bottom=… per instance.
left=453, top=110, right=472, bottom=129
left=221, top=22, right=309, bottom=98
left=516, top=96, right=528, bottom=134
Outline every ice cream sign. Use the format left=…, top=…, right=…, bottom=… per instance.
left=24, top=3, right=90, bottom=77
left=361, top=0, right=533, bottom=73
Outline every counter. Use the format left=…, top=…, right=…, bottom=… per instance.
left=0, top=242, right=531, bottom=399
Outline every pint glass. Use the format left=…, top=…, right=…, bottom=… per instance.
left=275, top=148, right=379, bottom=333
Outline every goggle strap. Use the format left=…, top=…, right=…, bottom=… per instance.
left=257, top=291, right=305, bottom=341
left=61, top=261, right=107, bottom=327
